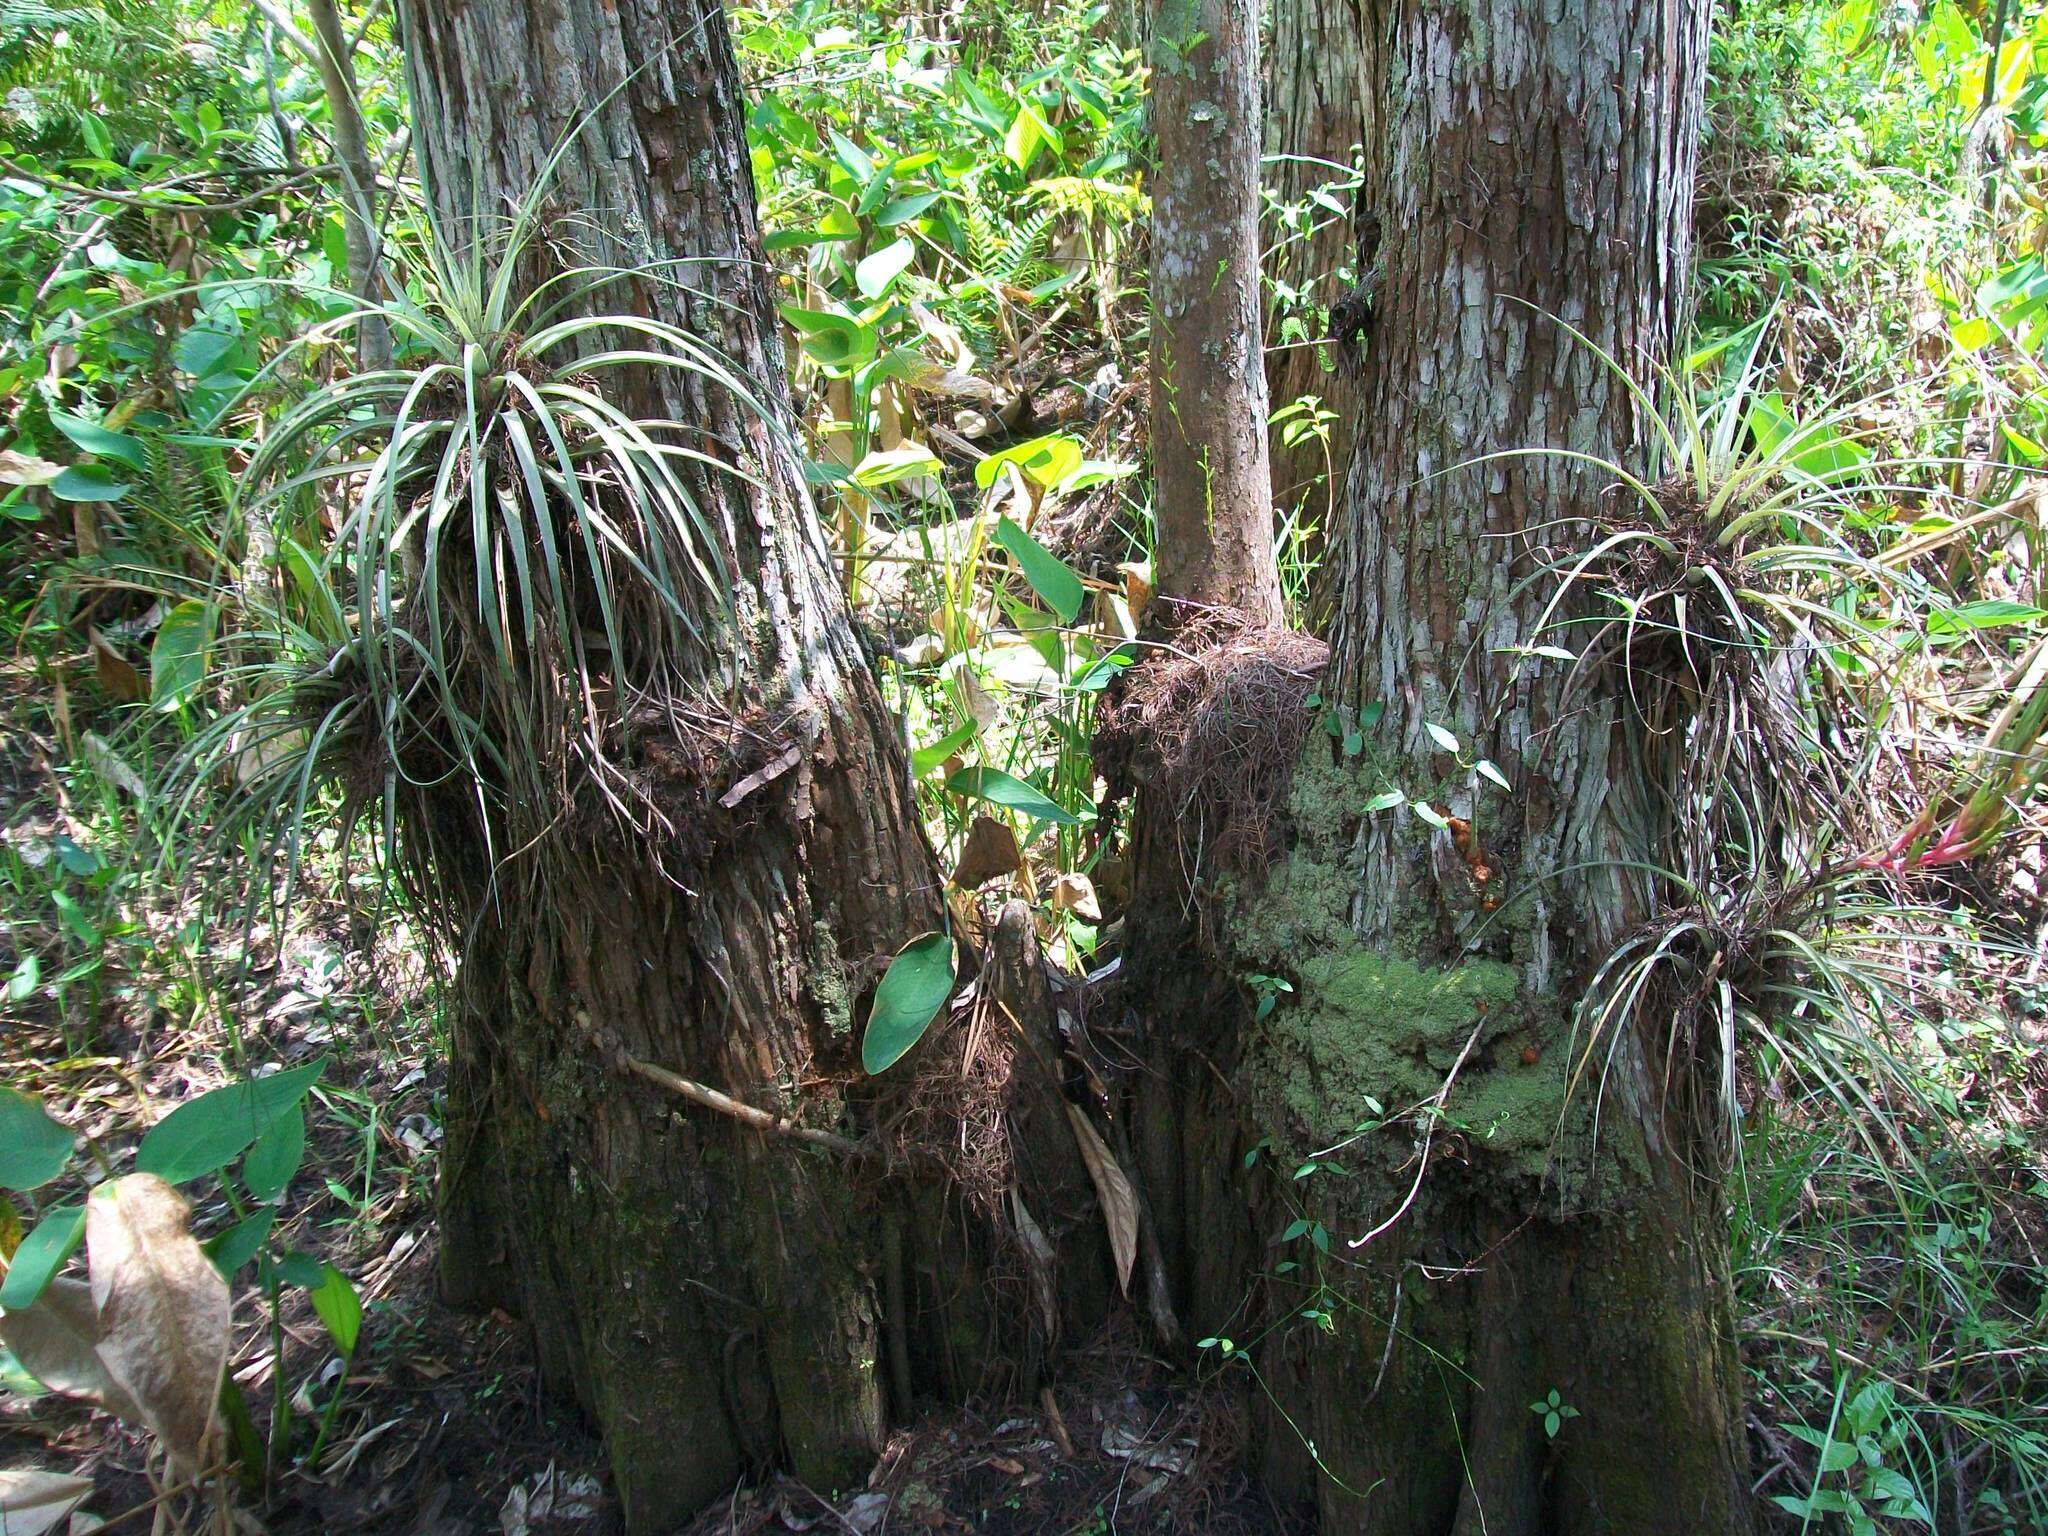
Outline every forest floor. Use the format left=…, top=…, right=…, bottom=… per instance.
left=0, top=672, right=1294, bottom=1535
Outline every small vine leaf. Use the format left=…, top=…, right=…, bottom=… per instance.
left=0, top=1467, right=95, bottom=1536
left=0, top=1276, right=144, bottom=1424
left=0, top=1089, right=73, bottom=1190
left=1064, top=1104, right=1137, bottom=1296
left=85, top=1174, right=232, bottom=1474
left=861, top=932, right=957, bottom=1075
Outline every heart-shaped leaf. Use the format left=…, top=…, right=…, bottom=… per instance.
left=861, top=932, right=957, bottom=1074
left=0, top=1090, right=72, bottom=1191
left=136, top=1058, right=327, bottom=1184
left=87, top=1174, right=232, bottom=1474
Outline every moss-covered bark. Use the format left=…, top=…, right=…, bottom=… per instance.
left=1184, top=0, right=1755, bottom=1528
left=391, top=2, right=1093, bottom=1526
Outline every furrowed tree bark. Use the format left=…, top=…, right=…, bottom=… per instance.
left=1223, top=1, right=1757, bottom=1530
left=1261, top=0, right=1373, bottom=519
left=1111, top=0, right=1296, bottom=1387
left=1148, top=0, right=1281, bottom=621
left=388, top=3, right=1090, bottom=1527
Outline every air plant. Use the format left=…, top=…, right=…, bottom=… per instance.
left=1478, top=312, right=2027, bottom=1155
left=165, top=125, right=776, bottom=912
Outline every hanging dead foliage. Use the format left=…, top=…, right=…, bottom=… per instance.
left=1093, top=606, right=1328, bottom=881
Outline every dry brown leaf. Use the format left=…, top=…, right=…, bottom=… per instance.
left=0, top=1467, right=94, bottom=1536
left=1009, top=1191, right=1059, bottom=1344
left=1118, top=562, right=1153, bottom=627
left=952, top=815, right=1024, bottom=889
left=85, top=1174, right=231, bottom=1475
left=87, top=632, right=143, bottom=703
left=0, top=449, right=62, bottom=487
left=79, top=734, right=146, bottom=801
left=0, top=1277, right=144, bottom=1425
left=1063, top=1104, right=1137, bottom=1296
left=1049, top=873, right=1101, bottom=923
left=952, top=663, right=1002, bottom=731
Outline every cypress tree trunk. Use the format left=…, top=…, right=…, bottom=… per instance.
left=1148, top=0, right=1281, bottom=618
left=389, top=3, right=1073, bottom=1527
left=1230, top=2, right=1759, bottom=1529
left=1262, top=0, right=1373, bottom=516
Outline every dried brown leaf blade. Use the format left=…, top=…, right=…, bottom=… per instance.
left=1063, top=1104, right=1137, bottom=1295
left=0, top=1467, right=94, bottom=1536
left=0, top=1276, right=144, bottom=1425
left=85, top=1174, right=231, bottom=1474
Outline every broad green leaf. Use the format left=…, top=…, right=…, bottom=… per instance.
left=204, top=1210, right=274, bottom=1278
left=1424, top=722, right=1460, bottom=754
left=240, top=1102, right=304, bottom=1202
left=827, top=128, right=874, bottom=183
left=274, top=1250, right=324, bottom=1290
left=852, top=444, right=941, bottom=488
left=0, top=1205, right=84, bottom=1310
left=1364, top=789, right=1406, bottom=813
left=173, top=316, right=241, bottom=378
left=0, top=1090, right=72, bottom=1191
left=1412, top=802, right=1450, bottom=830
left=1003, top=102, right=1059, bottom=171
left=854, top=237, right=915, bottom=300
left=975, top=434, right=1084, bottom=491
left=912, top=719, right=979, bottom=777
left=876, top=191, right=942, bottom=226
left=48, top=411, right=146, bottom=470
left=1928, top=599, right=2048, bottom=636
left=944, top=765, right=1079, bottom=825
left=861, top=932, right=957, bottom=1074
left=149, top=600, right=213, bottom=713
left=51, top=463, right=128, bottom=503
left=780, top=304, right=878, bottom=370
left=307, top=1263, right=362, bottom=1356
left=136, top=1059, right=328, bottom=1185
left=992, top=515, right=1085, bottom=622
